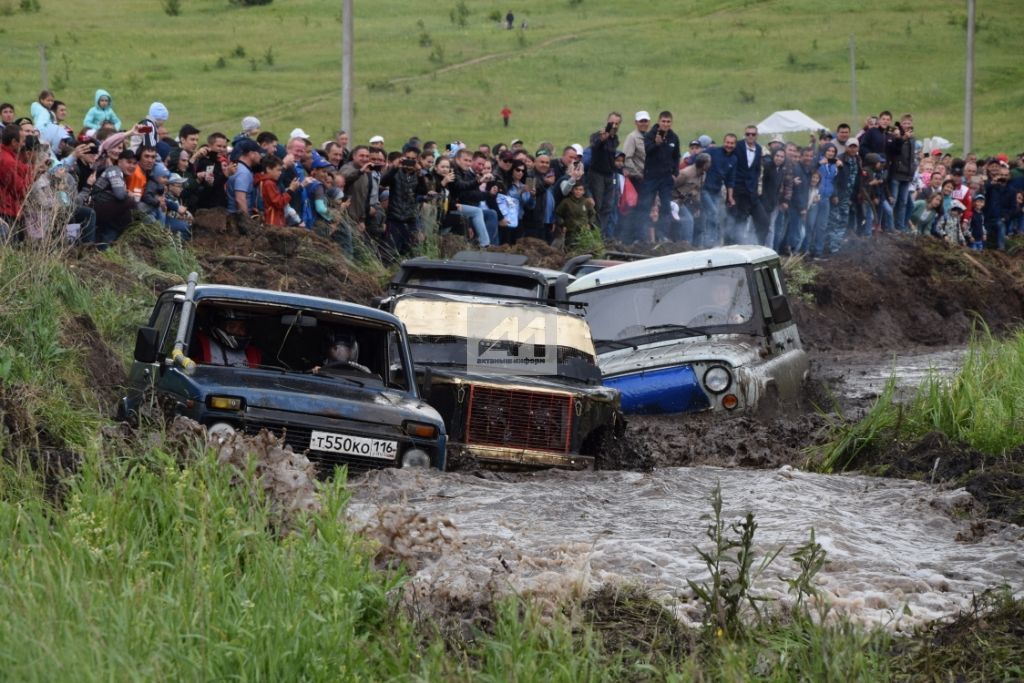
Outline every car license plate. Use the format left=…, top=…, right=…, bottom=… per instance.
left=309, top=430, right=397, bottom=459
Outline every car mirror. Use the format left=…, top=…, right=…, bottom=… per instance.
left=552, top=273, right=570, bottom=309
left=767, top=294, right=792, bottom=324
left=134, top=326, right=160, bottom=364
left=280, top=313, right=318, bottom=327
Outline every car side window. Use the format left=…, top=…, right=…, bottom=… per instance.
left=387, top=330, right=409, bottom=390
left=158, top=303, right=183, bottom=358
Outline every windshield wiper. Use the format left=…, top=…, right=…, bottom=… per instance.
left=640, top=323, right=710, bottom=338
left=595, top=339, right=639, bottom=351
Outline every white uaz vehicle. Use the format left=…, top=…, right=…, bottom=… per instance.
left=566, top=246, right=809, bottom=415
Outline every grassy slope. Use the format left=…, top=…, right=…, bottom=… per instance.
left=2, top=0, right=1022, bottom=154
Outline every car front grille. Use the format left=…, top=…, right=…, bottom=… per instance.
left=465, top=385, right=573, bottom=453
left=241, top=422, right=399, bottom=476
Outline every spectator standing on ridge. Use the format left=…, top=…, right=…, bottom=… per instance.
left=194, top=132, right=230, bottom=210
left=227, top=139, right=262, bottom=235
left=381, top=147, right=427, bottom=255
left=620, top=110, right=649, bottom=240
left=825, top=140, right=861, bottom=255
left=702, top=134, right=738, bottom=248
left=886, top=114, right=915, bottom=232
left=505, top=10, right=514, bottom=29
left=635, top=111, right=680, bottom=243
left=727, top=125, right=769, bottom=245
left=673, top=152, right=709, bottom=245
left=587, top=111, right=621, bottom=235
left=501, top=105, right=512, bottom=127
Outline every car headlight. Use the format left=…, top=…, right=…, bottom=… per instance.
left=207, top=422, right=236, bottom=441
left=401, top=448, right=431, bottom=469
left=703, top=365, right=732, bottom=394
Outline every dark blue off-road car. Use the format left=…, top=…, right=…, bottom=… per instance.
left=119, top=278, right=446, bottom=474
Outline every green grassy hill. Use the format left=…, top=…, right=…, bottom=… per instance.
left=3, top=0, right=1022, bottom=154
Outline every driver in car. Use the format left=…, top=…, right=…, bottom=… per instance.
left=312, top=333, right=371, bottom=375
left=196, top=310, right=263, bottom=367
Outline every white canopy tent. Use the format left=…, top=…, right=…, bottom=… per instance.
left=755, top=110, right=829, bottom=137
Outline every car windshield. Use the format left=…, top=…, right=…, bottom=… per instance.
left=189, top=303, right=409, bottom=389
left=392, top=295, right=599, bottom=380
left=401, top=269, right=544, bottom=300
left=571, top=266, right=755, bottom=346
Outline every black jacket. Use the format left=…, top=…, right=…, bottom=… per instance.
left=449, top=166, right=489, bottom=207
left=642, top=129, right=681, bottom=180
left=587, top=130, right=619, bottom=175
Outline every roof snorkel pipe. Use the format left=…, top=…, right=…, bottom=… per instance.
left=170, top=272, right=198, bottom=376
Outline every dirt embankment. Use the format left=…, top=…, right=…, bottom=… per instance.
left=792, top=234, right=1024, bottom=350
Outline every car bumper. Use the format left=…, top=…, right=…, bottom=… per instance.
left=449, top=443, right=594, bottom=470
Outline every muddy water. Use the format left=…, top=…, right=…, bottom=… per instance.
left=816, top=347, right=966, bottom=404
left=349, top=348, right=1023, bottom=631
left=349, top=466, right=1024, bottom=631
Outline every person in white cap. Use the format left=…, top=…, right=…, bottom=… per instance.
left=289, top=127, right=311, bottom=142
left=620, top=111, right=650, bottom=240
left=622, top=110, right=650, bottom=185
left=369, top=135, right=385, bottom=150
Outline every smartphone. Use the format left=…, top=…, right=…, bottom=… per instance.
left=605, top=122, right=614, bottom=133
left=138, top=125, right=153, bottom=134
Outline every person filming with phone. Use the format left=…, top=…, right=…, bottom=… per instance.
left=587, top=112, right=622, bottom=235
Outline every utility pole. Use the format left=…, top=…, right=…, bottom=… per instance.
left=964, top=0, right=975, bottom=154
left=848, top=34, right=858, bottom=125
left=340, top=0, right=353, bottom=136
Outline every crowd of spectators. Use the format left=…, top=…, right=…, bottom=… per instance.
left=1, top=90, right=1022, bottom=261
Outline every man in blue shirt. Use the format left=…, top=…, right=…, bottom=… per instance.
left=227, top=139, right=261, bottom=235
left=701, top=134, right=737, bottom=247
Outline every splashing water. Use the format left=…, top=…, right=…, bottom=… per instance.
left=349, top=465, right=1024, bottom=631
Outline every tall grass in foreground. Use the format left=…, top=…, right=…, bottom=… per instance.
left=817, top=327, right=1024, bottom=472
left=0, top=443, right=900, bottom=681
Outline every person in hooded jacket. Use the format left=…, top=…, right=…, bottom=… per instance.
left=83, top=90, right=122, bottom=132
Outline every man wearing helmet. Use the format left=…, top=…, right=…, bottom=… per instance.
left=196, top=309, right=263, bottom=367
left=312, top=332, right=371, bottom=375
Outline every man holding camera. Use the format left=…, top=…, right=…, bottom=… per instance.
left=885, top=113, right=915, bottom=233
left=587, top=112, right=622, bottom=237
left=381, top=147, right=427, bottom=255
